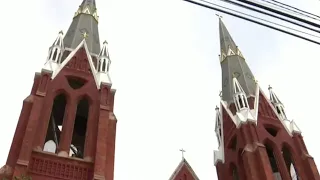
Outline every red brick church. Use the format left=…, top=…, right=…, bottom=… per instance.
left=0, top=0, right=319, bottom=180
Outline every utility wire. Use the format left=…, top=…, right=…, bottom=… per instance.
left=199, top=0, right=320, bottom=39
left=258, top=0, right=320, bottom=21
left=235, top=0, right=320, bottom=29
left=182, top=0, right=320, bottom=45
left=257, top=0, right=308, bottom=19
left=221, top=0, right=320, bottom=34
left=268, top=0, right=320, bottom=19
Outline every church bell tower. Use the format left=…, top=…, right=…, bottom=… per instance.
left=0, top=0, right=117, bottom=180
left=213, top=18, right=320, bottom=180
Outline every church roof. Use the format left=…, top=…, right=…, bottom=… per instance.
left=64, top=0, right=101, bottom=55
left=219, top=18, right=256, bottom=104
left=168, top=158, right=200, bottom=180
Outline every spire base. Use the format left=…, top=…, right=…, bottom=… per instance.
left=42, top=61, right=59, bottom=73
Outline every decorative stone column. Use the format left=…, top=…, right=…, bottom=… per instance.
left=84, top=101, right=99, bottom=161
left=57, top=98, right=77, bottom=157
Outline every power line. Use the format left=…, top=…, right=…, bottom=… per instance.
left=258, top=0, right=320, bottom=21
left=220, top=0, right=320, bottom=34
left=182, top=0, right=320, bottom=45
left=235, top=0, right=320, bottom=29
left=199, top=0, right=320, bottom=39
left=267, top=0, right=320, bottom=19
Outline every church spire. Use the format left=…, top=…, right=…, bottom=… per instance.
left=64, top=0, right=100, bottom=55
left=219, top=18, right=256, bottom=104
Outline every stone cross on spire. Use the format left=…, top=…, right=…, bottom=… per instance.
left=216, top=14, right=223, bottom=19
left=179, top=148, right=186, bottom=159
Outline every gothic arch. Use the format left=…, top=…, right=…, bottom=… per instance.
left=43, top=93, right=68, bottom=153
left=53, top=89, right=71, bottom=102
left=70, top=96, right=90, bottom=158
left=281, top=143, right=300, bottom=180
left=76, top=94, right=93, bottom=105
left=227, top=134, right=238, bottom=152
left=263, top=139, right=282, bottom=179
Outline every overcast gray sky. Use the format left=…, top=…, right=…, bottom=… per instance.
left=0, top=0, right=319, bottom=179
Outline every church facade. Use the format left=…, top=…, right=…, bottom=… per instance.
left=0, top=0, right=318, bottom=180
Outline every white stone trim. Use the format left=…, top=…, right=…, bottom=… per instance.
left=49, top=39, right=110, bottom=89
left=82, top=6, right=91, bottom=14
left=43, top=31, right=64, bottom=72
left=214, top=104, right=225, bottom=165
left=253, top=82, right=260, bottom=120
left=290, top=120, right=301, bottom=134
left=220, top=80, right=259, bottom=128
left=232, top=77, right=250, bottom=112
left=227, top=46, right=235, bottom=56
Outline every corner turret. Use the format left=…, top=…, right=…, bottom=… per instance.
left=43, top=31, right=65, bottom=72
left=97, top=40, right=112, bottom=85
left=268, top=85, right=301, bottom=134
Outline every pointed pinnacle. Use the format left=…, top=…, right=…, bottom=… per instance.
left=59, top=30, right=63, bottom=35
left=268, top=85, right=272, bottom=90
left=103, top=40, right=108, bottom=44
left=215, top=106, right=219, bottom=111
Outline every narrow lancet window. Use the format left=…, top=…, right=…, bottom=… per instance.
left=235, top=94, right=248, bottom=111
left=282, top=146, right=300, bottom=180
left=44, top=94, right=67, bottom=153
left=102, top=59, right=106, bottom=72
left=275, top=104, right=287, bottom=120
left=265, top=143, right=282, bottom=180
left=70, top=97, right=89, bottom=158
left=52, top=49, right=58, bottom=61
left=97, top=59, right=101, bottom=71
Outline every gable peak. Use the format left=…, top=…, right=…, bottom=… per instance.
left=169, top=158, right=200, bottom=180
left=43, top=39, right=112, bottom=89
